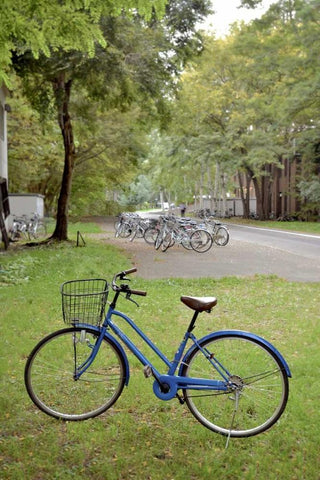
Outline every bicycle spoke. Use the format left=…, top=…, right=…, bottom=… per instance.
left=181, top=334, right=289, bottom=437
left=25, top=328, right=126, bottom=420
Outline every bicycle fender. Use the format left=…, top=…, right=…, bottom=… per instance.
left=76, top=324, right=130, bottom=386
left=179, top=330, right=291, bottom=377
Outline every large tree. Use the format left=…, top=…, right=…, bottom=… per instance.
left=10, top=0, right=211, bottom=240
left=8, top=1, right=168, bottom=240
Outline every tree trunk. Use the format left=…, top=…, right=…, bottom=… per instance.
left=253, top=177, right=262, bottom=218
left=206, top=157, right=214, bottom=212
left=213, top=161, right=219, bottom=214
left=238, top=171, right=251, bottom=219
left=51, top=74, right=75, bottom=241
left=221, top=172, right=227, bottom=217
left=253, top=165, right=272, bottom=220
left=199, top=160, right=204, bottom=210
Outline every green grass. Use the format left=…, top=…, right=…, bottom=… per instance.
left=0, top=225, right=319, bottom=480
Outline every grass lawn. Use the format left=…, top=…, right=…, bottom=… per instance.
left=0, top=222, right=319, bottom=479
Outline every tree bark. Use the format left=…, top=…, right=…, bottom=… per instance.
left=213, top=161, right=219, bottom=214
left=238, top=171, right=251, bottom=219
left=50, top=73, right=75, bottom=240
left=252, top=165, right=272, bottom=220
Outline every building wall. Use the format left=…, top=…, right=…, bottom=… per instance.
left=270, top=156, right=301, bottom=217
left=200, top=197, right=256, bottom=217
left=8, top=194, right=44, bottom=228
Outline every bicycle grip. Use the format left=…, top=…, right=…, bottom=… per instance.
left=130, top=289, right=147, bottom=296
left=123, top=267, right=137, bottom=275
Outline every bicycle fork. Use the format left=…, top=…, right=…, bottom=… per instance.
left=72, top=328, right=106, bottom=380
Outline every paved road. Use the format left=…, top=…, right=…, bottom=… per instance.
left=100, top=218, right=320, bottom=283
left=229, top=224, right=320, bottom=259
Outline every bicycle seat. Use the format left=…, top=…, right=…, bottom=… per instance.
left=180, top=296, right=217, bottom=312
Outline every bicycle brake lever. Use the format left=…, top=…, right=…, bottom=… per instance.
left=126, top=292, right=139, bottom=307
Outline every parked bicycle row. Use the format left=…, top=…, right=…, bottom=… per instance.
left=114, top=212, right=229, bottom=253
left=9, top=213, right=47, bottom=241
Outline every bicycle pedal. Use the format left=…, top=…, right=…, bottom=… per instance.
left=143, top=365, right=153, bottom=378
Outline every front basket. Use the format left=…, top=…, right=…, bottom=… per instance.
left=61, top=278, right=108, bottom=325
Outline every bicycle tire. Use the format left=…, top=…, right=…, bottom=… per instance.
left=161, top=232, right=174, bottom=252
left=155, top=231, right=164, bottom=250
left=181, top=333, right=289, bottom=437
left=214, top=226, right=229, bottom=246
left=135, top=225, right=145, bottom=238
left=129, top=227, right=138, bottom=242
left=178, top=227, right=193, bottom=250
left=9, top=228, right=20, bottom=241
left=144, top=227, right=158, bottom=245
left=25, top=327, right=126, bottom=421
left=190, top=229, right=213, bottom=253
left=28, top=222, right=47, bottom=240
left=116, top=222, right=132, bottom=238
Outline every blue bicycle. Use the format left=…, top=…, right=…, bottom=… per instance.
left=25, top=268, right=291, bottom=439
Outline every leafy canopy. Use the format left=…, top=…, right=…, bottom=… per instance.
left=0, top=0, right=167, bottom=86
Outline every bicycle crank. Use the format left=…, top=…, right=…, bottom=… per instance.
left=152, top=376, right=178, bottom=400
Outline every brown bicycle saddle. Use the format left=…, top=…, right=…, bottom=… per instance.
left=180, top=296, right=217, bottom=312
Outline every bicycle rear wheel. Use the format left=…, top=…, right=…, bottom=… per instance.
left=190, top=229, right=213, bottom=253
left=25, top=327, right=126, bottom=420
left=181, top=334, right=289, bottom=437
left=214, top=226, right=229, bottom=246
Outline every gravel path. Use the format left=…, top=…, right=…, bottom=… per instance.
left=89, top=216, right=320, bottom=282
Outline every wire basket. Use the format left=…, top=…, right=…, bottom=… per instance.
left=61, top=279, right=109, bottom=326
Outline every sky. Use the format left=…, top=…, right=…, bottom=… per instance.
left=202, top=0, right=276, bottom=37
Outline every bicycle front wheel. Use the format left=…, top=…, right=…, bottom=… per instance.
left=116, top=222, right=132, bottom=238
left=161, top=232, right=174, bottom=252
left=179, top=228, right=193, bottom=250
left=155, top=231, right=164, bottom=250
left=25, top=327, right=126, bottom=421
left=181, top=334, right=289, bottom=437
left=29, top=222, right=47, bottom=240
left=190, top=229, right=213, bottom=253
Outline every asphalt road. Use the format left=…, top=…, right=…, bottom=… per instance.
left=100, top=217, right=320, bottom=283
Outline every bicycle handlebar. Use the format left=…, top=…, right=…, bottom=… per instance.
left=112, top=268, right=147, bottom=296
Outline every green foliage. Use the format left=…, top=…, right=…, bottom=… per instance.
left=6, top=0, right=320, bottom=224
left=118, top=174, right=155, bottom=208
left=297, top=175, right=320, bottom=220
left=0, top=0, right=168, bottom=86
left=148, top=0, right=320, bottom=218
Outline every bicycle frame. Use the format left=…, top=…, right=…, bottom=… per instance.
left=74, top=303, right=229, bottom=401
left=70, top=265, right=291, bottom=404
